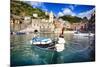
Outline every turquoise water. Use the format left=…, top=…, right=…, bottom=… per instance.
left=11, top=33, right=95, bottom=66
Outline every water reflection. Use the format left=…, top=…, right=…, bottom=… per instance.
left=11, top=33, right=95, bottom=66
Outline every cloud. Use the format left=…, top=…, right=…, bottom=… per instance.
left=25, top=1, right=48, bottom=11
left=25, top=1, right=42, bottom=8
left=58, top=7, right=95, bottom=19
left=58, top=8, right=76, bottom=17
left=69, top=4, right=77, bottom=10
left=63, top=8, right=72, bottom=14
left=77, top=8, right=95, bottom=19
left=63, top=8, right=76, bottom=16
left=58, top=12, right=64, bottom=17
left=69, top=5, right=74, bottom=10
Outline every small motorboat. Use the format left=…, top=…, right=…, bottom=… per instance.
left=16, top=32, right=26, bottom=35
left=74, top=31, right=94, bottom=37
left=31, top=28, right=66, bottom=52
left=31, top=36, right=65, bottom=52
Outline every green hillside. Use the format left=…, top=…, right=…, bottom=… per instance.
left=59, top=15, right=82, bottom=23
left=10, top=0, right=47, bottom=18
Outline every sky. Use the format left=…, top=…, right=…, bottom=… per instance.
left=25, top=1, right=95, bottom=19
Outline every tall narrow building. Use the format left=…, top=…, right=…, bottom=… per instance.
left=49, top=11, right=53, bottom=23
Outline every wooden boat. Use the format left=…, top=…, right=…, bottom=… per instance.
left=31, top=36, right=65, bottom=52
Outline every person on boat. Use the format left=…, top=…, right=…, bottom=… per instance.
left=55, top=27, right=65, bottom=52
left=59, top=27, right=64, bottom=37
left=58, top=27, right=65, bottom=43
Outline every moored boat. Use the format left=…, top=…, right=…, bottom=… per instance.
left=74, top=31, right=94, bottom=37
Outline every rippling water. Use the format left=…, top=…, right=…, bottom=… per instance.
left=10, top=33, right=95, bottom=66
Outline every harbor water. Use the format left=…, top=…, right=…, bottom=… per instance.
left=11, top=33, right=95, bottom=66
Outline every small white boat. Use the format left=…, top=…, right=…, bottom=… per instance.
left=74, top=31, right=94, bottom=37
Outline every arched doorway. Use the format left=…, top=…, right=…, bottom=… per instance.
left=34, top=29, right=38, bottom=33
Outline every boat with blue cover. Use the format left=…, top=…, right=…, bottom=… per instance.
left=31, top=28, right=66, bottom=52
left=31, top=37, right=56, bottom=49
left=32, top=37, right=52, bottom=44
left=31, top=35, right=66, bottom=52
